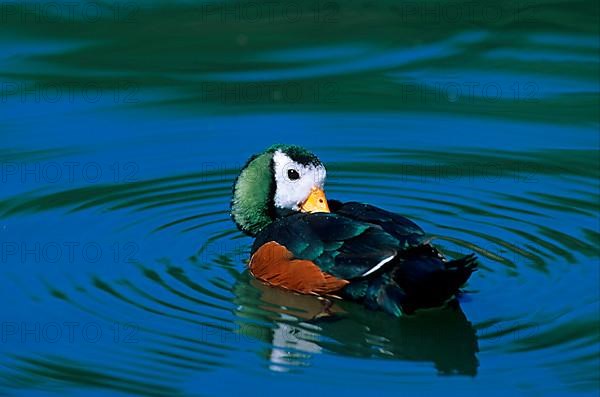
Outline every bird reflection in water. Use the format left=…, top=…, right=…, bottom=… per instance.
left=232, top=272, right=479, bottom=376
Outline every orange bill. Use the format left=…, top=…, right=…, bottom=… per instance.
left=300, top=187, right=330, bottom=213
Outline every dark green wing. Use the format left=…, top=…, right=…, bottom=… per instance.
left=252, top=213, right=400, bottom=280
left=330, top=201, right=427, bottom=248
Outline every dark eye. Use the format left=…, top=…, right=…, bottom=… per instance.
left=287, top=169, right=300, bottom=180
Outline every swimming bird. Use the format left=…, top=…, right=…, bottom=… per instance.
left=231, top=144, right=477, bottom=316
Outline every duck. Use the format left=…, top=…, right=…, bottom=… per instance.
left=230, top=144, right=478, bottom=317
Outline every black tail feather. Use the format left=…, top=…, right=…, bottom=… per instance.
left=391, top=248, right=479, bottom=314
left=445, top=253, right=478, bottom=289
left=345, top=246, right=479, bottom=317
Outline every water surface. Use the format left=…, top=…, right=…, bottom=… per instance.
left=0, top=1, right=599, bottom=396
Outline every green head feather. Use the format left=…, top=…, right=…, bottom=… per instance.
left=231, top=151, right=274, bottom=236
left=230, top=144, right=322, bottom=236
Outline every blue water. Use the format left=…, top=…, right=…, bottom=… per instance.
left=1, top=1, right=599, bottom=396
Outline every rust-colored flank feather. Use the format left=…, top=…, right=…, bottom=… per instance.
left=249, top=241, right=349, bottom=295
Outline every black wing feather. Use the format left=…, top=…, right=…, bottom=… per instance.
left=253, top=212, right=399, bottom=280
left=333, top=201, right=427, bottom=248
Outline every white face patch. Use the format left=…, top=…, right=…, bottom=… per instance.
left=272, top=150, right=326, bottom=210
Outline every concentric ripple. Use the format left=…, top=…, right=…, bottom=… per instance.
left=1, top=145, right=598, bottom=395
